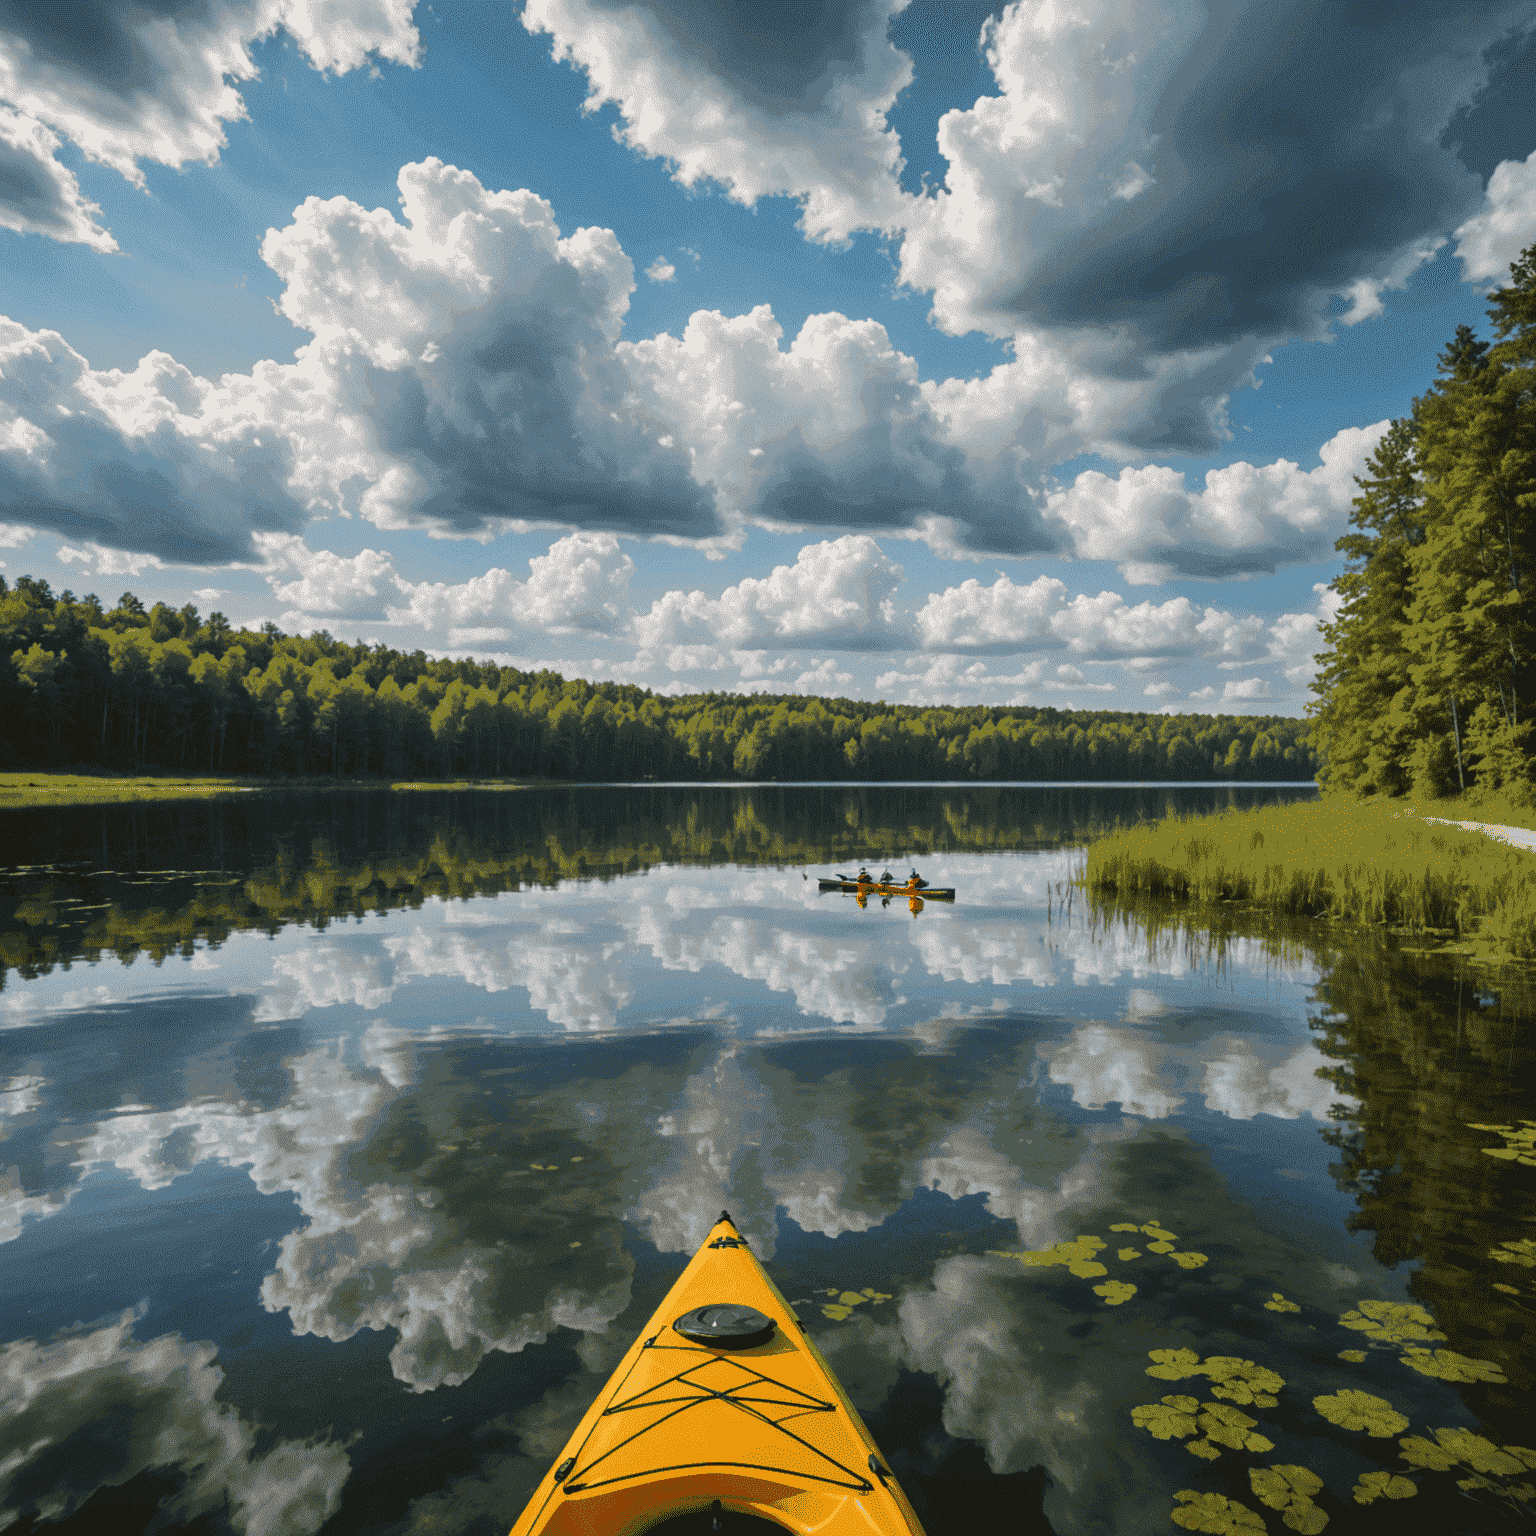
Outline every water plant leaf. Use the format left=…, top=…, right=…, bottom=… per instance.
left=1110, top=1222, right=1142, bottom=1233
left=1119, top=1247, right=1142, bottom=1261
left=1198, top=1403, right=1274, bottom=1453
left=1251, top=1466, right=1328, bottom=1532
left=1148, top=1240, right=1177, bottom=1254
left=1171, top=1491, right=1265, bottom=1533
left=1147, top=1348, right=1203, bottom=1380
left=1490, top=1238, right=1536, bottom=1267
left=1168, top=1251, right=1210, bottom=1269
left=1202, top=1358, right=1283, bottom=1408
left=1186, top=1439, right=1223, bottom=1460
left=1265, top=1293, right=1301, bottom=1313
left=1398, top=1435, right=1460, bottom=1472
left=821, top=1304, right=852, bottom=1321
left=1312, top=1389, right=1407, bottom=1437
left=1132, top=1397, right=1200, bottom=1439
left=860, top=1287, right=892, bottom=1301
left=1337, top=1300, right=1446, bottom=1345
left=1467, top=1121, right=1536, bottom=1166
left=1493, top=1282, right=1520, bottom=1295
left=1142, top=1223, right=1179, bottom=1241
left=996, top=1235, right=1109, bottom=1278
left=1094, top=1279, right=1137, bottom=1305
left=1398, top=1347, right=1507, bottom=1383
left=1429, top=1429, right=1528, bottom=1476
left=1352, top=1472, right=1416, bottom=1505
left=1456, top=1475, right=1536, bottom=1501
left=1337, top=1350, right=1367, bottom=1363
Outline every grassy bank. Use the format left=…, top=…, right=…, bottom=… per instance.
left=0, top=772, right=557, bottom=809
left=1083, top=797, right=1536, bottom=964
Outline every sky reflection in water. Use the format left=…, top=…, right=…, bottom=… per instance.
left=0, top=786, right=1528, bottom=1536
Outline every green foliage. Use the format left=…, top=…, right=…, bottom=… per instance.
left=1352, top=1471, right=1417, bottom=1505
left=1309, top=244, right=1536, bottom=802
left=1093, top=1279, right=1137, bottom=1304
left=1311, top=1389, right=1407, bottom=1437
left=1132, top=1396, right=1201, bottom=1440
left=1337, top=1299, right=1446, bottom=1347
left=0, top=575, right=1319, bottom=781
left=1170, top=1491, right=1266, bottom=1533
left=818, top=1286, right=892, bottom=1322
left=1085, top=798, right=1536, bottom=961
left=1263, top=1293, right=1300, bottom=1313
left=1397, top=1347, right=1507, bottom=1384
left=1250, top=1465, right=1328, bottom=1533
left=1468, top=1121, right=1536, bottom=1166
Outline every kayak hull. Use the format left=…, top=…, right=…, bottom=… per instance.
left=817, top=880, right=955, bottom=900
left=509, top=1214, right=927, bottom=1536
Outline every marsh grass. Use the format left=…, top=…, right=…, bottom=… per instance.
left=1083, top=798, right=1536, bottom=963
left=0, top=772, right=558, bottom=809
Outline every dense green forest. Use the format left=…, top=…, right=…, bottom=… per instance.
left=0, top=580, right=1315, bottom=782
left=1310, top=245, right=1536, bottom=802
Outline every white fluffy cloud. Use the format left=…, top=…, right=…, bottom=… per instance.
left=634, top=534, right=905, bottom=656
left=1044, top=422, right=1388, bottom=583
left=0, top=1312, right=349, bottom=1535
left=522, top=0, right=911, bottom=245
left=0, top=0, right=419, bottom=247
left=1454, top=149, right=1536, bottom=285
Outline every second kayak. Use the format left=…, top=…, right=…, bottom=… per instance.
left=509, top=1212, right=928, bottom=1536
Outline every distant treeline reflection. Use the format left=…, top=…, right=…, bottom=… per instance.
left=0, top=782, right=1309, bottom=982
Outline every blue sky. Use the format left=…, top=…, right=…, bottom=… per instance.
left=2, top=0, right=1533, bottom=715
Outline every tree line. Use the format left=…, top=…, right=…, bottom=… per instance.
left=1310, top=245, right=1536, bottom=801
left=1, top=582, right=1316, bottom=784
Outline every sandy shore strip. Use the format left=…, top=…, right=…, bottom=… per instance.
left=1419, top=817, right=1536, bottom=853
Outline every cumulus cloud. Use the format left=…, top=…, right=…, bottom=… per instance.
left=522, top=0, right=911, bottom=244
left=391, top=530, right=635, bottom=635
left=0, top=104, right=115, bottom=250
left=622, top=306, right=1058, bottom=555
left=0, top=0, right=420, bottom=246
left=1044, top=423, right=1389, bottom=583
left=645, top=256, right=676, bottom=283
left=1454, top=148, right=1536, bottom=283
left=0, top=1311, right=349, bottom=1535
left=55, top=540, right=166, bottom=576
left=0, top=321, right=311, bottom=562
left=635, top=534, right=906, bottom=657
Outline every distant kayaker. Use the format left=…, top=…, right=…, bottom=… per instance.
left=857, top=867, right=872, bottom=883
left=908, top=868, right=927, bottom=889
left=879, top=868, right=894, bottom=884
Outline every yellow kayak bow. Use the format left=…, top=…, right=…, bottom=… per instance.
left=509, top=1212, right=928, bottom=1536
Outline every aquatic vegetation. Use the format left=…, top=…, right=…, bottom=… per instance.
left=1170, top=1490, right=1266, bottom=1533
left=1118, top=1247, right=1142, bottom=1260
left=818, top=1286, right=892, bottom=1322
left=1490, top=1237, right=1536, bottom=1266
left=1250, top=1465, right=1328, bottom=1533
left=1337, top=1299, right=1446, bottom=1346
left=1264, top=1292, right=1301, bottom=1313
left=1398, top=1430, right=1535, bottom=1478
left=1352, top=1472, right=1417, bottom=1504
left=1167, top=1251, right=1209, bottom=1269
left=1110, top=1223, right=1142, bottom=1233
left=1144, top=1351, right=1282, bottom=1408
left=1467, top=1121, right=1536, bottom=1166
left=1133, top=1397, right=1201, bottom=1440
left=1312, top=1389, right=1408, bottom=1437
left=991, top=1235, right=1108, bottom=1278
left=1094, top=1280, right=1137, bottom=1305
left=1337, top=1350, right=1367, bottom=1363
left=1397, top=1347, right=1507, bottom=1383
left=1195, top=1404, right=1274, bottom=1456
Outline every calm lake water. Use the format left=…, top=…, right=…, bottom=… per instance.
left=0, top=784, right=1530, bottom=1536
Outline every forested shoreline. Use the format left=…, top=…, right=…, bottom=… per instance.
left=1309, top=246, right=1535, bottom=805
left=0, top=581, right=1315, bottom=783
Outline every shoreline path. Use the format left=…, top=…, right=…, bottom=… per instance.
left=1417, top=817, right=1536, bottom=853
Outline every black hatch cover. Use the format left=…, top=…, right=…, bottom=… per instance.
left=673, top=1304, right=776, bottom=1349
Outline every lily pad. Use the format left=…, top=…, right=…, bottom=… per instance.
left=1132, top=1397, right=1200, bottom=1440
left=1353, top=1472, right=1416, bottom=1504
left=1142, top=1223, right=1180, bottom=1241
left=1199, top=1402, right=1273, bottom=1452
left=1168, top=1251, right=1210, bottom=1269
left=1118, top=1247, right=1142, bottom=1261
left=1186, top=1439, right=1224, bottom=1461
left=1250, top=1466, right=1328, bottom=1533
left=999, top=1235, right=1109, bottom=1278
left=1171, top=1491, right=1265, bottom=1533
left=1430, top=1429, right=1528, bottom=1476
left=1148, top=1240, right=1178, bottom=1254
left=1398, top=1348, right=1507, bottom=1384
left=1468, top=1120, right=1536, bottom=1165
left=1337, top=1300, right=1446, bottom=1346
left=1147, top=1348, right=1203, bottom=1380
left=1312, top=1389, right=1408, bottom=1437
left=1337, top=1349, right=1367, bottom=1363
left=1490, top=1238, right=1536, bottom=1268
left=1110, top=1222, right=1142, bottom=1233
left=1202, top=1358, right=1283, bottom=1408
left=1095, top=1279, right=1137, bottom=1305
left=1265, top=1293, right=1301, bottom=1313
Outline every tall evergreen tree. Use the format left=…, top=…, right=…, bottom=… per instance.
left=1309, top=416, right=1422, bottom=794
left=1406, top=251, right=1536, bottom=798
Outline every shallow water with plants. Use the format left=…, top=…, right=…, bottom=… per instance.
left=0, top=783, right=1530, bottom=1536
